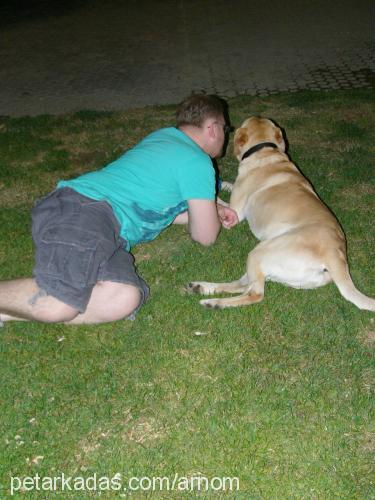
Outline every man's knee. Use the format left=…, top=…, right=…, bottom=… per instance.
left=109, top=283, right=141, bottom=319
left=96, top=282, right=142, bottom=321
left=122, top=285, right=141, bottom=314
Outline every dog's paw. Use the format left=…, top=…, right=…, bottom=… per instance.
left=186, top=282, right=218, bottom=295
left=200, top=298, right=223, bottom=309
left=221, top=181, right=233, bottom=193
left=186, top=282, right=204, bottom=294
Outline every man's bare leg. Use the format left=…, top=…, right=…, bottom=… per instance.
left=0, top=279, right=141, bottom=325
left=67, top=282, right=141, bottom=325
left=0, top=313, right=26, bottom=322
left=0, top=278, right=78, bottom=323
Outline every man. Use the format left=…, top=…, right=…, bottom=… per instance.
left=0, top=94, right=238, bottom=325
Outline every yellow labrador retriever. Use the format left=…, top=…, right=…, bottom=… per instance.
left=188, top=116, right=375, bottom=311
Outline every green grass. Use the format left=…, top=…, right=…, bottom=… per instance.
left=0, top=89, right=374, bottom=498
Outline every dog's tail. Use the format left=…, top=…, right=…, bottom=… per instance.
left=326, top=250, right=375, bottom=311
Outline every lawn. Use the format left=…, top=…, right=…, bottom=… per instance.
left=0, top=89, right=374, bottom=498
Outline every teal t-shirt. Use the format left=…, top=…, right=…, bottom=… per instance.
left=57, top=127, right=215, bottom=249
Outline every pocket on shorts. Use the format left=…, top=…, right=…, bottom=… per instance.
left=36, top=226, right=100, bottom=287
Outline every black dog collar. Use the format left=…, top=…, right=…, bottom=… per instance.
left=241, top=142, right=278, bottom=161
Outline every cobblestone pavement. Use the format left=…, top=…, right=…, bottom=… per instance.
left=0, top=0, right=374, bottom=116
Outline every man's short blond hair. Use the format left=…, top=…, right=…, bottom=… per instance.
left=176, top=94, right=227, bottom=128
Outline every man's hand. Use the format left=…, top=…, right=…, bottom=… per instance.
left=217, top=205, right=239, bottom=229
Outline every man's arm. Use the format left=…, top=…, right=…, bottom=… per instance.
left=173, top=199, right=238, bottom=246
left=173, top=210, right=189, bottom=225
left=187, top=199, right=221, bottom=246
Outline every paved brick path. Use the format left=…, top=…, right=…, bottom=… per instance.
left=0, top=0, right=373, bottom=116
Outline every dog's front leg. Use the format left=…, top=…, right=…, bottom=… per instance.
left=217, top=197, right=229, bottom=207
left=216, top=180, right=233, bottom=207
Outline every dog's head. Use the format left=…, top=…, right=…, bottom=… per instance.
left=233, top=116, right=286, bottom=160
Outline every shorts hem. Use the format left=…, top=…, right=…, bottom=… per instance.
left=34, top=276, right=89, bottom=313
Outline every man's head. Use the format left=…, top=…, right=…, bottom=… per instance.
left=176, top=94, right=230, bottom=158
left=176, top=94, right=227, bottom=128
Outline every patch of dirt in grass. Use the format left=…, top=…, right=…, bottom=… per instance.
left=358, top=327, right=375, bottom=348
left=76, top=426, right=114, bottom=464
left=361, top=368, right=374, bottom=396
left=333, top=105, right=374, bottom=124
left=337, top=183, right=375, bottom=214
left=74, top=408, right=164, bottom=469
left=339, top=183, right=375, bottom=198
left=0, top=176, right=56, bottom=208
left=122, top=414, right=164, bottom=444
left=362, top=432, right=375, bottom=453
left=9, top=151, right=48, bottom=169
left=66, top=151, right=108, bottom=175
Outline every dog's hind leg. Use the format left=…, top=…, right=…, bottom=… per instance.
left=187, top=273, right=249, bottom=296
left=200, top=252, right=266, bottom=309
left=200, top=285, right=264, bottom=309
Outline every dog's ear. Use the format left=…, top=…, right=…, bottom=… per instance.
left=274, top=126, right=286, bottom=151
left=234, top=128, right=249, bottom=157
left=275, top=128, right=283, bottom=144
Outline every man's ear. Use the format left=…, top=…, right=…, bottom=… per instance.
left=233, top=128, right=248, bottom=157
left=205, top=118, right=216, bottom=139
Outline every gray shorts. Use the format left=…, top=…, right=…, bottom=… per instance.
left=31, top=187, right=149, bottom=315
